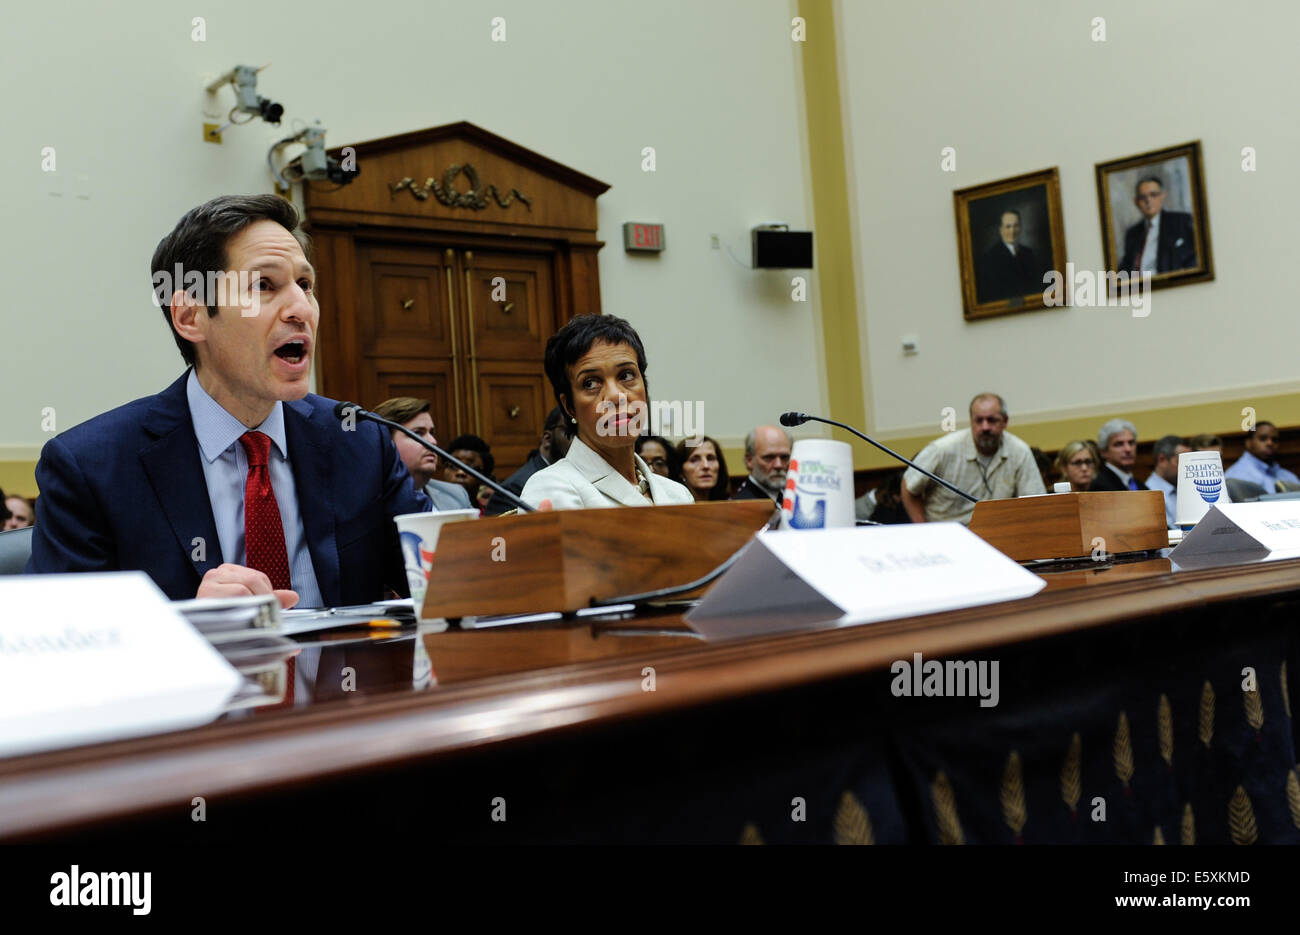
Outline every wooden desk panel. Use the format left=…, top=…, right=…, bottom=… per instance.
left=3, top=555, right=1299, bottom=840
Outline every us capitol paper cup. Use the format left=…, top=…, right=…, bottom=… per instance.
left=394, top=509, right=479, bottom=622
left=1174, top=450, right=1225, bottom=528
left=781, top=438, right=855, bottom=529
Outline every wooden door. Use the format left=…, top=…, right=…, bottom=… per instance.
left=350, top=241, right=559, bottom=477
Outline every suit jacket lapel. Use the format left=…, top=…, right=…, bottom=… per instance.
left=138, top=373, right=221, bottom=584
left=285, top=399, right=340, bottom=607
left=570, top=438, right=647, bottom=507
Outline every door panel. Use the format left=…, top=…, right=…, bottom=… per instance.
left=476, top=363, right=551, bottom=475
left=462, top=251, right=554, bottom=361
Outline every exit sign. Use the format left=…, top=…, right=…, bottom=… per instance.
left=623, top=222, right=665, bottom=253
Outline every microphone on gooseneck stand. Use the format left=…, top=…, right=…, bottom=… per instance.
left=779, top=411, right=979, bottom=504
left=334, top=402, right=536, bottom=513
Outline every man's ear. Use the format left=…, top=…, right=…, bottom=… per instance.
left=171, top=290, right=209, bottom=347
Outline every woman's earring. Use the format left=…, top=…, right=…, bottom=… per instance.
left=570, top=417, right=577, bottom=425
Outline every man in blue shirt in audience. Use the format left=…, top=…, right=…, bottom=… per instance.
left=1225, top=421, right=1299, bottom=495
left=28, top=194, right=429, bottom=606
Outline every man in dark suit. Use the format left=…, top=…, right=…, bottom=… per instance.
left=1090, top=418, right=1147, bottom=491
left=27, top=194, right=429, bottom=606
left=977, top=210, right=1041, bottom=302
left=1117, top=177, right=1197, bottom=274
left=485, top=407, right=571, bottom=515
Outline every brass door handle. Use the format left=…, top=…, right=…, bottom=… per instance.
left=507, top=405, right=520, bottom=419
left=401, top=297, right=415, bottom=310
left=500, top=301, right=514, bottom=314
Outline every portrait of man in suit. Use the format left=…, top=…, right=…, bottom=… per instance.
left=978, top=209, right=1042, bottom=302
left=1117, top=175, right=1198, bottom=274
left=1098, top=142, right=1214, bottom=291
left=957, top=170, right=1062, bottom=317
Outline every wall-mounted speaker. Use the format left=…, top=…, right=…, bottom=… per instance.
left=751, top=227, right=813, bottom=269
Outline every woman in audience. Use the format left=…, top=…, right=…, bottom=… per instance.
left=1054, top=440, right=1098, bottom=492
left=521, top=315, right=694, bottom=509
left=675, top=436, right=730, bottom=501
left=635, top=434, right=680, bottom=482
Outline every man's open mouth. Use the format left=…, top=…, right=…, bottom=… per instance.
left=274, top=340, right=307, bottom=364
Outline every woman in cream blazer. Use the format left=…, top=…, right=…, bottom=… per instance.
left=521, top=315, right=695, bottom=511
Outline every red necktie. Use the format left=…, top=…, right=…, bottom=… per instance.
left=238, top=431, right=292, bottom=591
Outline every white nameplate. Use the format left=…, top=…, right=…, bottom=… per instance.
left=686, top=523, right=1046, bottom=641
left=1170, top=501, right=1300, bottom=569
left=0, top=572, right=243, bottom=757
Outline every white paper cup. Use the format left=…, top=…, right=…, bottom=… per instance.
left=780, top=439, right=855, bottom=529
left=394, top=509, right=478, bottom=621
left=1174, top=451, right=1225, bottom=528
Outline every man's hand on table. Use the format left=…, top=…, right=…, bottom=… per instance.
left=197, top=563, right=299, bottom=609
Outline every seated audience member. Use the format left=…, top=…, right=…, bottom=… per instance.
left=3, top=495, right=34, bottom=530
left=1190, top=433, right=1223, bottom=454
left=439, top=434, right=494, bottom=510
left=635, top=434, right=680, bottom=482
left=856, top=471, right=910, bottom=524
left=485, top=407, right=571, bottom=515
left=1053, top=440, right=1098, bottom=492
left=1030, top=446, right=1053, bottom=490
left=676, top=435, right=730, bottom=501
left=1225, top=421, right=1299, bottom=494
left=901, top=393, right=1045, bottom=524
left=732, top=425, right=792, bottom=505
left=1143, top=435, right=1191, bottom=527
left=1090, top=419, right=1146, bottom=491
left=521, top=315, right=693, bottom=509
left=372, top=397, right=472, bottom=511
left=27, top=194, right=429, bottom=605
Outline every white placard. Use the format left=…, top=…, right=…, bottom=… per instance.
left=0, top=572, right=243, bottom=757
left=1169, top=501, right=1300, bottom=569
left=686, top=523, right=1046, bottom=641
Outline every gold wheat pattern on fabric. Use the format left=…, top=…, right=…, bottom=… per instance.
left=1228, top=787, right=1258, bottom=845
left=1244, top=682, right=1264, bottom=736
left=1152, top=826, right=1165, bottom=845
left=1199, top=681, right=1215, bottom=749
left=1114, top=711, right=1134, bottom=792
left=1283, top=661, right=1291, bottom=720
left=739, top=822, right=764, bottom=845
left=1181, top=803, right=1195, bottom=845
left=1287, top=770, right=1300, bottom=830
left=833, top=791, right=874, bottom=845
left=1060, top=732, right=1082, bottom=817
left=1002, top=751, right=1027, bottom=842
left=932, top=771, right=964, bottom=845
left=1158, top=694, right=1173, bottom=767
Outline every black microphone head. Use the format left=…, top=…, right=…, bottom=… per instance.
left=334, top=401, right=363, bottom=421
left=780, top=411, right=809, bottom=427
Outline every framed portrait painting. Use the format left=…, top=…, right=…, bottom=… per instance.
left=1096, top=140, right=1214, bottom=292
left=954, top=168, right=1068, bottom=321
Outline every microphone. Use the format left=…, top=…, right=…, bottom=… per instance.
left=334, top=402, right=535, bottom=513
left=779, top=411, right=978, bottom=504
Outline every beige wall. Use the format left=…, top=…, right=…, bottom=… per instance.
left=0, top=0, right=824, bottom=491
left=838, top=0, right=1300, bottom=444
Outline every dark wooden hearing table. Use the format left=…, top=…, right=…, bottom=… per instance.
left=4, top=554, right=1300, bottom=843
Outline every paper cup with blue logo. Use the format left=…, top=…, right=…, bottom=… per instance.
left=1174, top=450, right=1225, bottom=528
left=780, top=439, right=855, bottom=529
left=394, top=509, right=478, bottom=622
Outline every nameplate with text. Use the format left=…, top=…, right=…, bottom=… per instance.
left=686, top=523, right=1046, bottom=641
left=1170, top=501, right=1300, bottom=569
left=0, top=572, right=243, bottom=757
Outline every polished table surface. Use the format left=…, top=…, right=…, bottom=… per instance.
left=4, top=551, right=1300, bottom=839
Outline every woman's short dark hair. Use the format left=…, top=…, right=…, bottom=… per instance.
left=151, top=194, right=312, bottom=368
left=445, top=433, right=494, bottom=477
left=543, top=315, right=648, bottom=417
left=675, top=435, right=730, bottom=501
left=636, top=434, right=681, bottom=482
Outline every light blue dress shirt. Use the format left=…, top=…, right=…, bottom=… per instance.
left=186, top=370, right=324, bottom=607
left=1224, top=450, right=1300, bottom=495
left=1145, top=472, right=1178, bottom=528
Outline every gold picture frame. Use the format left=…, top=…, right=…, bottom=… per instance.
left=954, top=167, right=1068, bottom=321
